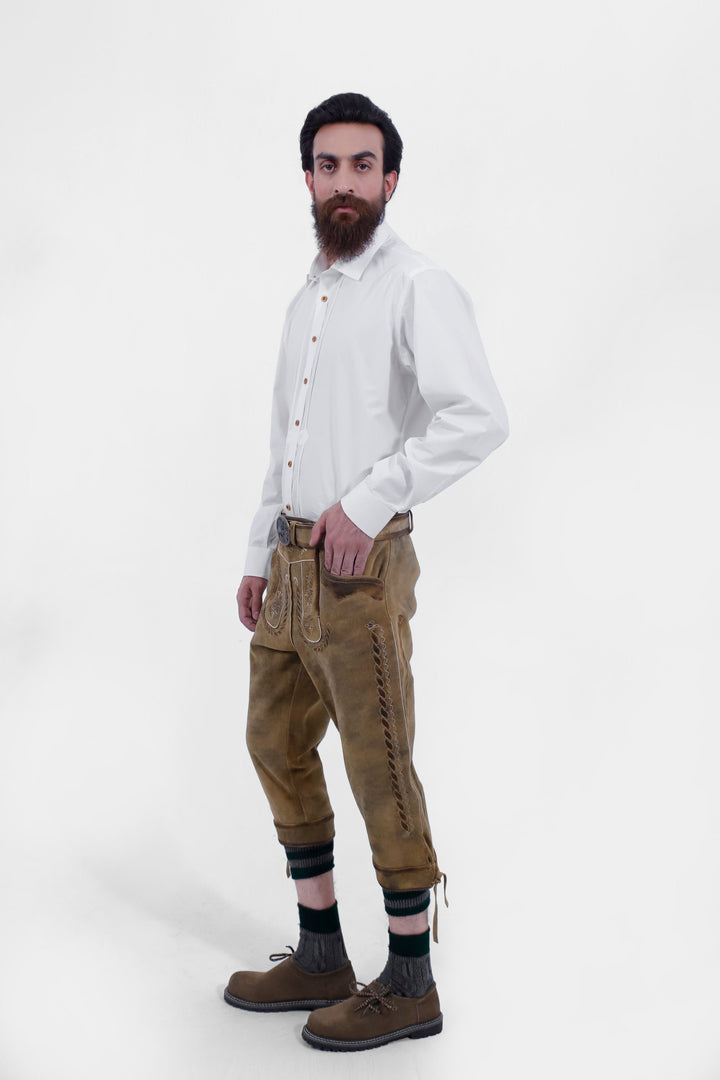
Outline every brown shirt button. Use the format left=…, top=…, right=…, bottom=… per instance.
left=287, top=461, right=292, bottom=467
left=295, top=420, right=299, bottom=426
left=321, top=296, right=328, bottom=302
left=286, top=504, right=290, bottom=510
left=303, top=378, right=308, bottom=384
left=312, top=336, right=317, bottom=342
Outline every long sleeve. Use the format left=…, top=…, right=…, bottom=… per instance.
left=243, top=336, right=290, bottom=579
left=341, top=267, right=509, bottom=536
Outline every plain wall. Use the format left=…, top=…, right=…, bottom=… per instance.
left=1, top=2, right=719, bottom=1077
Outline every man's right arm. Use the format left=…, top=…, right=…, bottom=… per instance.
left=238, top=332, right=291, bottom=630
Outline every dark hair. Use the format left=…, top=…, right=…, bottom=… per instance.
left=299, top=92, right=403, bottom=178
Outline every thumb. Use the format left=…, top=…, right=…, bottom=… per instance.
left=309, top=511, right=327, bottom=547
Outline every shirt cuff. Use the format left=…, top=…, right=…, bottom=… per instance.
left=244, top=544, right=274, bottom=580
left=341, top=480, right=398, bottom=538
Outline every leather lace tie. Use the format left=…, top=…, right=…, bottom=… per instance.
left=432, top=871, right=449, bottom=943
left=268, top=946, right=295, bottom=962
left=351, top=980, right=397, bottom=1015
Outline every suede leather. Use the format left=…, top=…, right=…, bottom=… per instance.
left=246, top=518, right=441, bottom=892
left=303, top=980, right=442, bottom=1048
left=225, top=956, right=356, bottom=1010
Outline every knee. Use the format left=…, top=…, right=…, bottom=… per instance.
left=246, top=711, right=268, bottom=761
left=246, top=713, right=288, bottom=781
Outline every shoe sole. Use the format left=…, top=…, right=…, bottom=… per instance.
left=223, top=988, right=349, bottom=1013
left=301, top=1012, right=443, bottom=1051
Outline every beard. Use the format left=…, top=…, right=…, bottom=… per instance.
left=311, top=192, right=386, bottom=263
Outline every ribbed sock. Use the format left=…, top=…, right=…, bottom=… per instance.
left=378, top=928, right=434, bottom=998
left=292, top=901, right=349, bottom=974
left=379, top=890, right=433, bottom=998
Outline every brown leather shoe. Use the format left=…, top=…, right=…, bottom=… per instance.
left=224, top=949, right=356, bottom=1013
left=301, top=978, right=443, bottom=1051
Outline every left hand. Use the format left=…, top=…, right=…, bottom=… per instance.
left=309, top=501, right=374, bottom=575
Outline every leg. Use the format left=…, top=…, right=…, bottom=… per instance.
left=306, top=532, right=440, bottom=892
left=301, top=531, right=444, bottom=1050
left=246, top=641, right=336, bottom=846
left=225, top=619, right=356, bottom=1010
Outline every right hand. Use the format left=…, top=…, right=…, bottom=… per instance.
left=237, top=575, right=268, bottom=632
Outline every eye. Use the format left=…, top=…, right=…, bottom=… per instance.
left=320, top=162, right=335, bottom=172
left=356, top=162, right=370, bottom=171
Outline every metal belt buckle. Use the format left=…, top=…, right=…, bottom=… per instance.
left=276, top=514, right=290, bottom=546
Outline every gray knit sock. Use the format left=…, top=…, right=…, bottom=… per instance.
left=292, top=902, right=349, bottom=974
left=378, top=929, right=434, bottom=998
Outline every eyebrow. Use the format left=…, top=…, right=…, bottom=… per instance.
left=314, top=151, right=378, bottom=163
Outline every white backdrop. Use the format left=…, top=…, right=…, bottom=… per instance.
left=2, top=2, right=719, bottom=1078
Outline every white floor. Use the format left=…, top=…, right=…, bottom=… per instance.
left=3, top=696, right=720, bottom=1080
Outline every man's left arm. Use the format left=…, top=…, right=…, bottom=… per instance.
left=341, top=266, right=509, bottom=535
left=311, top=267, right=508, bottom=573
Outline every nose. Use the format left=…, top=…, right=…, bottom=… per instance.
left=334, top=164, right=354, bottom=194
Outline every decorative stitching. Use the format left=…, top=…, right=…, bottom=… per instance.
left=300, top=561, right=322, bottom=644
left=264, top=555, right=288, bottom=633
left=293, top=566, right=329, bottom=650
left=366, top=619, right=413, bottom=833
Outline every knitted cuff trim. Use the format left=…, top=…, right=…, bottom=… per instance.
left=388, top=929, right=431, bottom=958
left=298, top=901, right=341, bottom=934
left=284, top=840, right=334, bottom=880
left=382, top=888, right=431, bottom=917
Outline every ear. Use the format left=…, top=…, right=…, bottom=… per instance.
left=305, top=169, right=315, bottom=197
left=384, top=170, right=398, bottom=202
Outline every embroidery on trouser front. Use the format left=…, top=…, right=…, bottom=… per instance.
left=366, top=619, right=413, bottom=834
left=293, top=561, right=329, bottom=650
left=263, top=551, right=288, bottom=633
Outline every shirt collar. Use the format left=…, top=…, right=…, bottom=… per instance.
left=306, top=219, right=394, bottom=284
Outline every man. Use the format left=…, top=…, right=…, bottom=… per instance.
left=226, top=93, right=508, bottom=1052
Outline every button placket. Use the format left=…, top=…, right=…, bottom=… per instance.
left=284, top=273, right=339, bottom=513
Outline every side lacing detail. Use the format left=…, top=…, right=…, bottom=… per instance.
left=366, top=619, right=413, bottom=834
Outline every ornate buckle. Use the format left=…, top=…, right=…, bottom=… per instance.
left=276, top=514, right=291, bottom=546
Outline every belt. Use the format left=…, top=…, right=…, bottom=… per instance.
left=276, top=510, right=413, bottom=548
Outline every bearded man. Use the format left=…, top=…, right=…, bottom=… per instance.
left=226, top=92, right=509, bottom=1052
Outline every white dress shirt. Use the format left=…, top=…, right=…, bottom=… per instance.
left=243, top=220, right=509, bottom=580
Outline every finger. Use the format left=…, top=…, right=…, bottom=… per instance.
left=237, top=589, right=248, bottom=621
left=332, top=549, right=354, bottom=576
left=310, top=511, right=327, bottom=547
left=343, top=551, right=359, bottom=576
left=241, top=595, right=257, bottom=630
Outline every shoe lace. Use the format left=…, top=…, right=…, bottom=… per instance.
left=350, top=979, right=397, bottom=1016
left=268, top=945, right=295, bottom=962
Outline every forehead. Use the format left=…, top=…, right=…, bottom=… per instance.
left=312, top=122, right=384, bottom=160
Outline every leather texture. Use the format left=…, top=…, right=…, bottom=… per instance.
left=302, top=980, right=443, bottom=1050
left=246, top=527, right=440, bottom=892
left=224, top=956, right=356, bottom=1012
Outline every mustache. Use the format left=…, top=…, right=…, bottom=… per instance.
left=322, top=194, right=368, bottom=212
